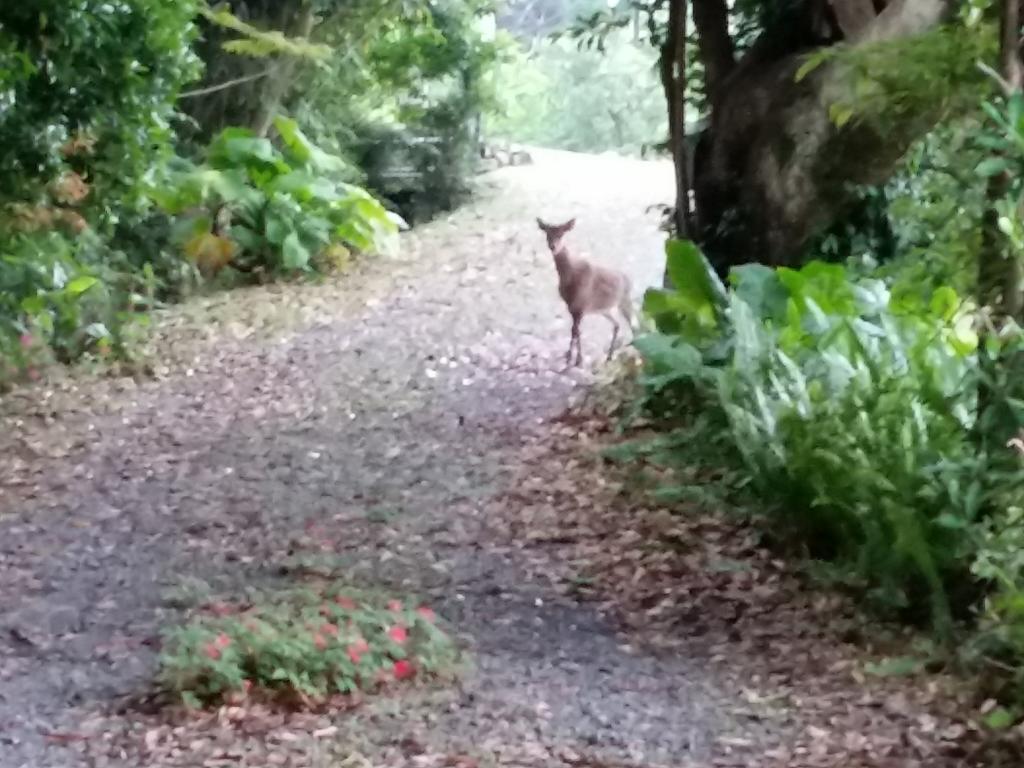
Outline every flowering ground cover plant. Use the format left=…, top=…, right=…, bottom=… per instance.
left=159, top=583, right=458, bottom=708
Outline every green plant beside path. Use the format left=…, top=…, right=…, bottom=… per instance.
left=160, top=584, right=458, bottom=708
left=634, top=238, right=1024, bottom=709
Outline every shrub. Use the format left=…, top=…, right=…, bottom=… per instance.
left=0, top=230, right=144, bottom=387
left=149, top=117, right=398, bottom=277
left=0, top=1, right=201, bottom=379
left=637, top=241, right=1024, bottom=639
left=0, top=1, right=201, bottom=213
left=159, top=585, right=458, bottom=708
left=291, top=0, right=497, bottom=226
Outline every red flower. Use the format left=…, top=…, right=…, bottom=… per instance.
left=388, top=625, right=407, bottom=644
left=320, top=622, right=339, bottom=637
left=392, top=660, right=415, bottom=680
left=19, top=334, right=32, bottom=349
left=313, top=634, right=328, bottom=651
left=387, top=600, right=403, bottom=612
left=416, top=606, right=436, bottom=622
left=335, top=596, right=357, bottom=610
left=214, top=633, right=232, bottom=649
left=203, top=643, right=222, bottom=661
left=348, top=636, right=369, bottom=663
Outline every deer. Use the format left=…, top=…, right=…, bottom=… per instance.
left=536, top=217, right=634, bottom=367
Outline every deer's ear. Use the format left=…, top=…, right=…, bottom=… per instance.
left=536, top=218, right=547, bottom=230
left=564, top=218, right=576, bottom=231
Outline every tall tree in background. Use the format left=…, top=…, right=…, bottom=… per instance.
left=688, top=0, right=970, bottom=277
left=974, top=0, right=1023, bottom=443
left=578, top=0, right=982, bottom=277
left=182, top=0, right=331, bottom=141
left=660, top=0, right=692, bottom=241
left=979, top=0, right=1023, bottom=320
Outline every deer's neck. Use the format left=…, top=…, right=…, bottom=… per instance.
left=552, top=245, right=574, bottom=277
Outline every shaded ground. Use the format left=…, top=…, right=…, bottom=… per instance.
left=0, top=150, right=1014, bottom=768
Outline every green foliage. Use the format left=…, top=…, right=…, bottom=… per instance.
left=0, top=0, right=202, bottom=381
left=485, top=29, right=667, bottom=154
left=635, top=241, right=1024, bottom=643
left=197, top=4, right=332, bottom=60
left=291, top=0, right=497, bottom=223
left=150, top=117, right=398, bottom=276
left=0, top=0, right=498, bottom=381
left=0, top=0, right=202, bottom=211
left=0, top=231, right=146, bottom=386
left=159, top=586, right=458, bottom=706
left=871, top=124, right=987, bottom=299
left=819, top=23, right=995, bottom=131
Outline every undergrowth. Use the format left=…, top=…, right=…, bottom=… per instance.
left=628, top=238, right=1024, bottom=714
left=159, top=583, right=459, bottom=708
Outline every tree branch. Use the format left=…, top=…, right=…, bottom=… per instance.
left=660, top=0, right=693, bottom=240
left=178, top=69, right=272, bottom=99
left=829, top=0, right=878, bottom=40
left=850, top=0, right=956, bottom=44
left=252, top=1, right=317, bottom=137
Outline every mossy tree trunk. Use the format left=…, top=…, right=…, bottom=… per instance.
left=681, top=0, right=958, bottom=277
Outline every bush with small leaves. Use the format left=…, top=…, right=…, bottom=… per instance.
left=159, top=585, right=459, bottom=708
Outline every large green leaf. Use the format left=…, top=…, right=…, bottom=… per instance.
left=642, top=287, right=717, bottom=339
left=230, top=225, right=264, bottom=253
left=267, top=171, right=340, bottom=202
left=265, top=214, right=293, bottom=246
left=632, top=333, right=704, bottom=392
left=208, top=128, right=283, bottom=171
left=281, top=232, right=311, bottom=270
left=730, top=264, right=788, bottom=323
left=778, top=260, right=856, bottom=318
left=63, top=275, right=99, bottom=296
left=273, top=116, right=348, bottom=174
left=665, top=239, right=727, bottom=311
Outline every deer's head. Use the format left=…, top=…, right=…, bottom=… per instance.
left=537, top=217, right=575, bottom=253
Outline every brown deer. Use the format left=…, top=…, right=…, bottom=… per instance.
left=536, top=217, right=633, bottom=366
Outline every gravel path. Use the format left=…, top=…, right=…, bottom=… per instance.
left=0, top=150, right=993, bottom=768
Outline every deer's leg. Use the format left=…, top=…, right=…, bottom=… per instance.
left=604, top=311, right=620, bottom=361
left=568, top=313, right=582, bottom=367
left=566, top=313, right=580, bottom=365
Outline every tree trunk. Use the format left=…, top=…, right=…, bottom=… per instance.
left=252, top=2, right=316, bottom=137
left=976, top=0, right=1023, bottom=444
left=690, top=0, right=957, bottom=278
left=979, top=0, right=1024, bottom=319
left=182, top=0, right=316, bottom=142
left=660, top=0, right=691, bottom=288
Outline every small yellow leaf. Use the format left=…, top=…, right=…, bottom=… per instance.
left=184, top=232, right=236, bottom=276
left=315, top=243, right=352, bottom=273
left=828, top=102, right=855, bottom=128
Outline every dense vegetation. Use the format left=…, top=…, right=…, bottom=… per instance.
left=486, top=25, right=667, bottom=154
left=7, top=0, right=1024, bottom=733
left=620, top=0, right=1024, bottom=718
left=0, top=0, right=495, bottom=386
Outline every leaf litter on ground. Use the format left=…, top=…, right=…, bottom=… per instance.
left=483, top=396, right=1024, bottom=768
